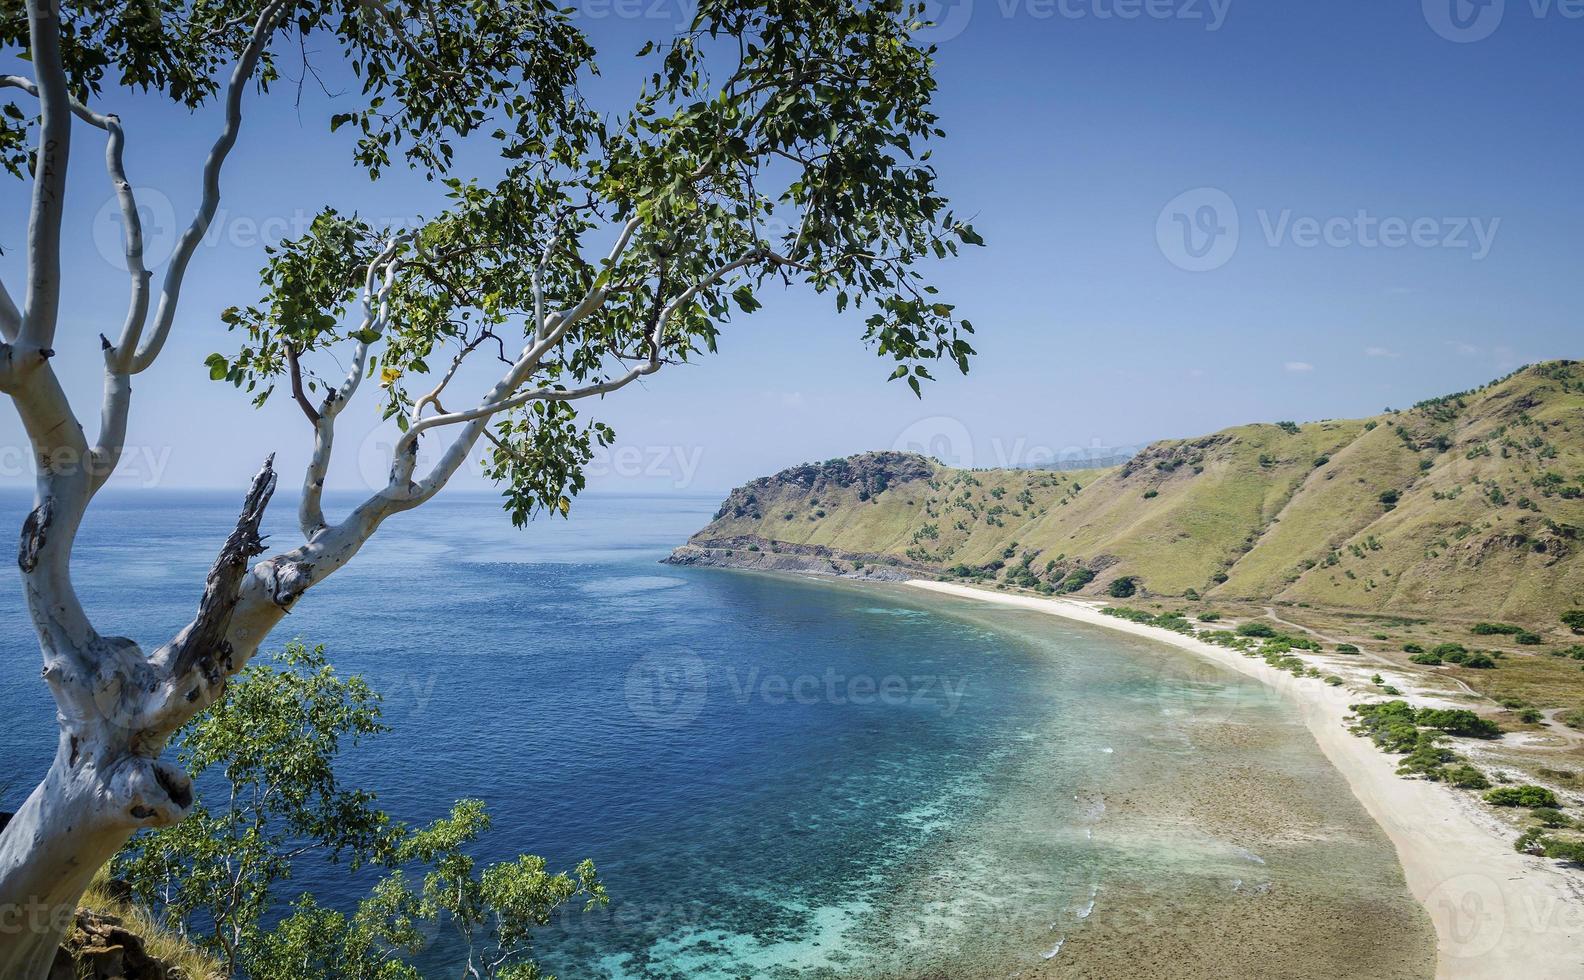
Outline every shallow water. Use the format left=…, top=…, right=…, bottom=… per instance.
left=0, top=490, right=1433, bottom=978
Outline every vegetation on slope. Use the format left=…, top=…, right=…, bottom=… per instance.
left=682, top=361, right=1584, bottom=624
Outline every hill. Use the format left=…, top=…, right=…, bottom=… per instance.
left=670, top=361, right=1584, bottom=625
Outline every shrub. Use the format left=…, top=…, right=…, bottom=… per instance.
left=1446, top=765, right=1490, bottom=789
left=1519, top=708, right=1544, bottom=724
left=1107, top=577, right=1138, bottom=599
left=1142, top=489, right=1159, bottom=499
left=1416, top=708, right=1502, bottom=739
left=1335, top=643, right=1361, bottom=654
left=1463, top=653, right=1497, bottom=669
left=1484, top=785, right=1560, bottom=809
left=1326, top=676, right=1343, bottom=686
left=1379, top=489, right=1401, bottom=509
left=1197, top=612, right=1222, bottom=623
left=1531, top=808, right=1572, bottom=829
left=1433, top=642, right=1468, bottom=657
left=1563, top=610, right=1584, bottom=634
left=1313, top=455, right=1331, bottom=467
left=1403, top=643, right=1425, bottom=654
left=1237, top=622, right=1279, bottom=639
left=1351, top=701, right=1420, bottom=752
left=1560, top=708, right=1584, bottom=730
left=1410, top=652, right=1444, bottom=666
left=1472, top=623, right=1524, bottom=636
left=1517, top=632, right=1544, bottom=646
left=1061, top=568, right=1096, bottom=593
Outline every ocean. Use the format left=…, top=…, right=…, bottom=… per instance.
left=0, top=490, right=1434, bottom=978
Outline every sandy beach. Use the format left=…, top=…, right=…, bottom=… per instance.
left=905, top=580, right=1584, bottom=980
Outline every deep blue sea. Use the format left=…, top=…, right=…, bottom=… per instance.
left=0, top=490, right=1427, bottom=978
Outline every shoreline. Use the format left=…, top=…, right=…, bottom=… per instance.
left=904, top=580, right=1583, bottom=980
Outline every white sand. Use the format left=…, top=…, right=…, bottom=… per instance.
left=906, top=580, right=1584, bottom=980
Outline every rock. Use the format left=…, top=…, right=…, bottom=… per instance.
left=58, top=908, right=184, bottom=980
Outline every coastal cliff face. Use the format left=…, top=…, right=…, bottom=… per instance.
left=669, top=362, right=1584, bottom=622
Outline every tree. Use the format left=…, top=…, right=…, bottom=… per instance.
left=117, top=642, right=602, bottom=980
left=115, top=643, right=390, bottom=976
left=1565, top=610, right=1584, bottom=634
left=0, top=2, right=978, bottom=972
left=1107, top=576, right=1138, bottom=599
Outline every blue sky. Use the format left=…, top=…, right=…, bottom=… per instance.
left=1, top=1, right=1579, bottom=499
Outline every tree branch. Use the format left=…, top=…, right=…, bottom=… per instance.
left=129, top=0, right=291, bottom=374
left=298, top=236, right=406, bottom=539
left=18, top=1, right=72, bottom=351
left=286, top=346, right=321, bottom=425
left=0, top=276, right=19, bottom=342
left=147, top=456, right=278, bottom=732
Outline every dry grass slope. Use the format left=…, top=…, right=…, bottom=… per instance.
left=687, top=361, right=1584, bottom=627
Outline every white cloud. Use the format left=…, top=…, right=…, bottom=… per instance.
left=1284, top=361, right=1315, bottom=373
left=1364, top=346, right=1400, bottom=358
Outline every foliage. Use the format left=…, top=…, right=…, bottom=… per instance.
left=1472, top=623, right=1524, bottom=636
left=1564, top=610, right=1584, bottom=634
left=1415, top=708, right=1502, bottom=739
left=183, top=0, right=982, bottom=523
left=1106, top=576, right=1138, bottom=599
left=1335, top=643, right=1360, bottom=654
left=115, top=643, right=391, bottom=974
left=1445, top=764, right=1490, bottom=790
left=1237, top=622, right=1278, bottom=639
left=115, top=643, right=602, bottom=979
left=1484, top=785, right=1561, bottom=809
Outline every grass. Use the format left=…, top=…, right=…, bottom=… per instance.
left=73, top=869, right=221, bottom=980
left=696, top=362, right=1584, bottom=627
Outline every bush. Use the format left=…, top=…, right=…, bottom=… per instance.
left=1433, top=642, right=1468, bottom=657
left=1351, top=701, right=1420, bottom=752
left=1379, top=489, right=1401, bottom=509
left=1107, top=577, right=1138, bottom=599
left=1517, top=632, right=1544, bottom=646
left=1563, top=610, right=1584, bottom=634
left=1560, top=708, right=1584, bottom=730
left=1326, top=676, right=1343, bottom=686
left=1416, top=708, right=1502, bottom=739
left=1061, top=568, right=1096, bottom=593
left=1531, top=807, right=1572, bottom=829
left=1484, top=785, right=1560, bottom=809
left=1410, top=652, right=1444, bottom=666
left=1238, top=622, right=1279, bottom=639
left=1446, top=765, right=1491, bottom=789
left=1197, top=612, right=1222, bottom=623
left=1335, top=643, right=1361, bottom=654
left=1472, top=623, right=1524, bottom=635
left=1519, top=708, right=1544, bottom=724
left=1403, top=643, right=1425, bottom=654
left=1142, top=489, right=1159, bottom=499
left=1463, top=653, right=1497, bottom=669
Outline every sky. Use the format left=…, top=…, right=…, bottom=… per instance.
left=1, top=0, right=1580, bottom=503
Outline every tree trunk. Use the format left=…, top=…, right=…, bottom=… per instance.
left=0, top=748, right=145, bottom=978
left=0, top=459, right=289, bottom=978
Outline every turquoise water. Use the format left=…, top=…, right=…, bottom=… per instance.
left=0, top=491, right=1428, bottom=978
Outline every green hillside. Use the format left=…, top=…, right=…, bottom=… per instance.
left=673, top=361, right=1584, bottom=625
